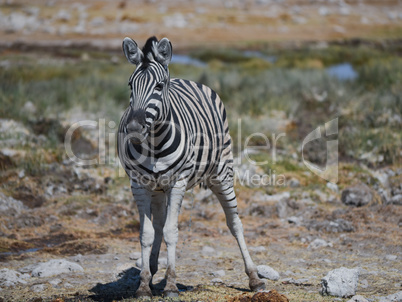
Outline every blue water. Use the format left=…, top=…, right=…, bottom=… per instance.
left=0, top=247, right=42, bottom=257
left=171, top=54, right=207, bottom=67
left=325, top=63, right=358, bottom=80
left=243, top=50, right=277, bottom=63
left=170, top=54, right=358, bottom=82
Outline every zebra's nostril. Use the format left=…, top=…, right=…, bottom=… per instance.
left=127, top=120, right=144, bottom=133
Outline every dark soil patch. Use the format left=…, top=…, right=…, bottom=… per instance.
left=228, top=290, right=289, bottom=302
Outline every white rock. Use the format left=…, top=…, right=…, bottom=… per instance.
left=22, top=101, right=37, bottom=114
left=308, top=238, right=332, bottom=249
left=249, top=246, right=266, bottom=253
left=378, top=291, right=402, bottom=302
left=0, top=119, right=30, bottom=137
left=31, top=259, right=84, bottom=278
left=129, top=252, right=141, bottom=260
left=319, top=6, right=329, bottom=16
left=49, top=278, right=62, bottom=286
left=0, top=192, right=26, bottom=216
left=31, top=284, right=46, bottom=292
left=326, top=182, right=339, bottom=193
left=211, top=270, right=225, bottom=277
left=257, top=265, right=280, bottom=281
left=385, top=254, right=398, bottom=261
left=72, top=254, right=82, bottom=262
left=135, top=258, right=142, bottom=268
left=202, top=246, right=215, bottom=255
left=287, top=216, right=302, bottom=226
left=0, top=268, right=30, bottom=287
left=346, top=295, right=369, bottom=302
left=211, top=278, right=223, bottom=284
left=321, top=267, right=359, bottom=297
left=90, top=16, right=105, bottom=26
left=57, top=9, right=71, bottom=21
left=288, top=178, right=300, bottom=187
left=18, top=169, right=25, bottom=178
left=258, top=192, right=290, bottom=202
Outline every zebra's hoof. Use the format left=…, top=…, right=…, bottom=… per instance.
left=164, top=290, right=179, bottom=298
left=250, top=278, right=266, bottom=292
left=135, top=289, right=153, bottom=299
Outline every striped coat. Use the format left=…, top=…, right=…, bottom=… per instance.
left=118, top=78, right=233, bottom=192
left=117, top=36, right=264, bottom=298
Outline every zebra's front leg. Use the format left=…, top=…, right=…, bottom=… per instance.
left=150, top=192, right=167, bottom=277
left=163, top=180, right=186, bottom=297
left=208, top=179, right=266, bottom=292
left=132, top=184, right=154, bottom=298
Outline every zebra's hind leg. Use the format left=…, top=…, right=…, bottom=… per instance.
left=208, top=178, right=266, bottom=292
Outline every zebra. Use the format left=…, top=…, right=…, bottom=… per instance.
left=117, top=36, right=265, bottom=298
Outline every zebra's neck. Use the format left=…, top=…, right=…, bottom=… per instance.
left=147, top=107, right=185, bottom=157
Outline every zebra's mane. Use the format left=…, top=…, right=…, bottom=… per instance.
left=140, top=36, right=159, bottom=69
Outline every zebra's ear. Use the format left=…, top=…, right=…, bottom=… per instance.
left=122, top=37, right=143, bottom=65
left=155, top=37, right=172, bottom=67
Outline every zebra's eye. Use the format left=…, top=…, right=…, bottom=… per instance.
left=155, top=82, right=164, bottom=91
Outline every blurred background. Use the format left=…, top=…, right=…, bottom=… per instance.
left=0, top=1, right=401, bottom=301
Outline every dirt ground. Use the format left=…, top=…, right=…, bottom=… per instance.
left=0, top=167, right=401, bottom=301
left=0, top=0, right=402, bottom=301
left=1, top=0, right=402, bottom=50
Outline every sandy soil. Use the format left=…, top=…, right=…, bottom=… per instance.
left=1, top=0, right=402, bottom=50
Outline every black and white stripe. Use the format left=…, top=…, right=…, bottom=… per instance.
left=117, top=36, right=265, bottom=298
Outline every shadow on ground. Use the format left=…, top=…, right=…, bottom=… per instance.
left=89, top=267, right=192, bottom=301
left=89, top=267, right=140, bottom=301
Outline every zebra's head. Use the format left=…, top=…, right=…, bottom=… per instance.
left=122, top=36, right=172, bottom=144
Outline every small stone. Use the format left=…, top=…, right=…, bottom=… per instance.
left=257, top=265, right=280, bottom=281
left=129, top=252, right=141, bottom=260
left=360, top=279, right=369, bottom=288
left=31, top=284, right=46, bottom=292
left=288, top=178, right=300, bottom=188
left=211, top=270, right=225, bottom=277
left=321, top=267, right=359, bottom=297
left=287, top=216, right=302, bottom=226
left=135, top=258, right=142, bottom=268
left=202, top=246, right=215, bottom=255
left=390, top=194, right=402, bottom=205
left=211, top=278, right=223, bottom=284
left=114, top=256, right=119, bottom=260
left=49, top=278, right=61, bottom=286
left=347, top=295, right=369, bottom=302
left=0, top=268, right=30, bottom=287
left=341, top=184, right=373, bottom=207
left=385, top=254, right=397, bottom=261
left=18, top=169, right=25, bottom=178
left=308, top=238, right=332, bottom=249
left=378, top=291, right=402, bottom=302
left=326, top=182, right=339, bottom=193
left=22, top=101, right=36, bottom=114
left=31, top=259, right=84, bottom=278
left=249, top=246, right=266, bottom=253
left=72, top=254, right=82, bottom=262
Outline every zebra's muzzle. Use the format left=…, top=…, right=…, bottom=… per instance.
left=129, top=132, right=148, bottom=144
left=125, top=108, right=149, bottom=144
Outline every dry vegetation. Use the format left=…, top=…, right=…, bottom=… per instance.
left=0, top=1, right=401, bottom=301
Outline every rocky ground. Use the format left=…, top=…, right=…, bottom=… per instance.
left=0, top=116, right=401, bottom=301
left=0, top=0, right=402, bottom=301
